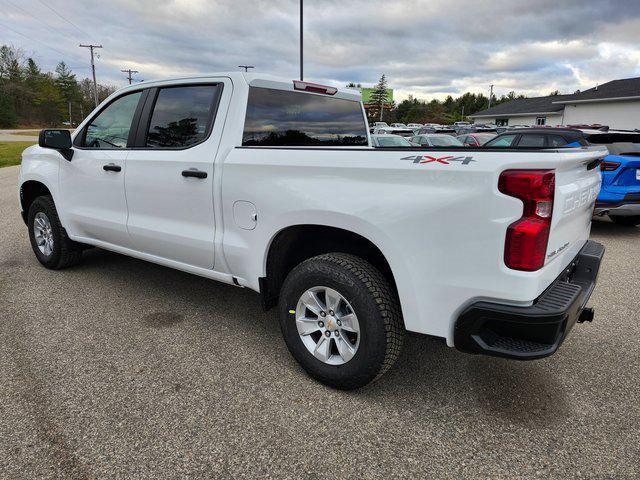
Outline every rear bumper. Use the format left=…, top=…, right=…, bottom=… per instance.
left=454, top=240, right=604, bottom=360
left=595, top=192, right=640, bottom=216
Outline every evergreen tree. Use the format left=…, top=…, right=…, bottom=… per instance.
left=370, top=74, right=389, bottom=121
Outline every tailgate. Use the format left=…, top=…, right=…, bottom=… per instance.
left=546, top=148, right=604, bottom=267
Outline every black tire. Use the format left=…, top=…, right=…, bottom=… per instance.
left=27, top=195, right=83, bottom=269
left=278, top=253, right=403, bottom=390
left=609, top=215, right=640, bottom=227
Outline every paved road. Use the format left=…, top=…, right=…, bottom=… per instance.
left=0, top=130, right=39, bottom=142
left=1, top=165, right=638, bottom=479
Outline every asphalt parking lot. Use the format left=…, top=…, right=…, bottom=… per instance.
left=1, top=165, right=638, bottom=479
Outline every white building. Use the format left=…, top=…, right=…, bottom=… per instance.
left=470, top=76, right=640, bottom=130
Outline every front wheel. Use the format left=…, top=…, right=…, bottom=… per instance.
left=609, top=215, right=640, bottom=227
left=28, top=195, right=83, bottom=269
left=279, top=253, right=403, bottom=390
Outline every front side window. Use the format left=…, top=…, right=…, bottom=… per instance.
left=146, top=85, right=220, bottom=148
left=517, top=134, right=546, bottom=147
left=427, top=135, right=463, bottom=147
left=485, top=134, right=517, bottom=147
left=83, top=91, right=142, bottom=148
left=242, top=87, right=368, bottom=146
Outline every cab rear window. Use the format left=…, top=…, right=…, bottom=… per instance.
left=242, top=87, right=368, bottom=146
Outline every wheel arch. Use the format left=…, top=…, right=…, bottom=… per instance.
left=260, top=224, right=401, bottom=316
left=19, top=180, right=53, bottom=225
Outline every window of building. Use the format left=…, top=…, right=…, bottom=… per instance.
left=495, top=118, right=509, bottom=127
left=536, top=117, right=547, bottom=126
left=242, top=87, right=368, bottom=146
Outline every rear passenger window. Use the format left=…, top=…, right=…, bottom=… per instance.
left=242, top=87, right=368, bottom=146
left=145, top=85, right=220, bottom=148
left=548, top=135, right=569, bottom=147
left=517, top=135, right=545, bottom=147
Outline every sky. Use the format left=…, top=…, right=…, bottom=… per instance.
left=2, top=0, right=640, bottom=102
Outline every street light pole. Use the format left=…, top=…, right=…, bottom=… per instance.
left=300, top=0, right=303, bottom=81
left=488, top=84, right=494, bottom=110
left=238, top=65, right=255, bottom=72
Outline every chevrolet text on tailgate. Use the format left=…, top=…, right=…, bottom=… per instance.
left=19, top=73, right=606, bottom=389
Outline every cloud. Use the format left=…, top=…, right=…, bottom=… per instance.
left=2, top=0, right=640, bottom=102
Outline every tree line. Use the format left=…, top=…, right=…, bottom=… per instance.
left=0, top=44, right=116, bottom=128
left=361, top=74, right=527, bottom=125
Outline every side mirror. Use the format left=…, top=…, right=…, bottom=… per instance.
left=39, top=129, right=74, bottom=161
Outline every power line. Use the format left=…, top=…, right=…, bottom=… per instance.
left=80, top=44, right=102, bottom=107
left=35, top=0, right=94, bottom=41
left=0, top=20, right=84, bottom=62
left=121, top=68, right=139, bottom=85
left=1, top=0, right=81, bottom=46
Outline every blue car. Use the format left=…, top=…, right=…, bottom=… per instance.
left=589, top=132, right=640, bottom=226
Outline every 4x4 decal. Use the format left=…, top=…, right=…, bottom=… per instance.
left=401, top=154, right=475, bottom=165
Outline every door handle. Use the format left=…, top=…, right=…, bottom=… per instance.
left=182, top=169, right=207, bottom=179
left=103, top=163, right=121, bottom=172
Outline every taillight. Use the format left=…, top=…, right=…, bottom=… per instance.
left=498, top=169, right=555, bottom=271
left=600, top=161, right=620, bottom=171
left=293, top=80, right=338, bottom=95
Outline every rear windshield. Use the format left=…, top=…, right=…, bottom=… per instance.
left=242, top=87, right=368, bottom=146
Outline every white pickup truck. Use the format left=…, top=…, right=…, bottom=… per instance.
left=19, top=73, right=605, bottom=389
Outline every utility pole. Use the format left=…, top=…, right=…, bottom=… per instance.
left=121, top=68, right=139, bottom=85
left=461, top=105, right=465, bottom=121
left=79, top=44, right=102, bottom=107
left=299, top=0, right=303, bottom=81
left=488, top=84, right=494, bottom=110
left=68, top=101, right=72, bottom=127
left=238, top=65, right=254, bottom=72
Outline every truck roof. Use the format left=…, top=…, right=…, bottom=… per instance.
left=113, top=72, right=361, bottom=102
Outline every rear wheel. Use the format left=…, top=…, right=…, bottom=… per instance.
left=278, top=253, right=403, bottom=390
left=28, top=195, right=83, bottom=269
left=609, top=215, right=640, bottom=227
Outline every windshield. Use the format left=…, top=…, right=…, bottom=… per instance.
left=427, top=135, right=464, bottom=147
left=374, top=136, right=412, bottom=147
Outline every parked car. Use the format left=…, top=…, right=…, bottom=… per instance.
left=587, top=131, right=640, bottom=226
left=417, top=125, right=456, bottom=135
left=20, top=73, right=605, bottom=389
left=370, top=134, right=416, bottom=147
left=406, top=123, right=422, bottom=129
left=372, top=126, right=415, bottom=137
left=483, top=128, right=588, bottom=148
left=457, top=133, right=496, bottom=147
left=369, top=121, right=389, bottom=134
left=390, top=123, right=407, bottom=128
left=474, top=123, right=498, bottom=133
left=410, top=133, right=464, bottom=147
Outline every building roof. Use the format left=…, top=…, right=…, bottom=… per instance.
left=552, top=76, right=640, bottom=104
left=471, top=76, right=640, bottom=118
left=470, top=95, right=571, bottom=118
